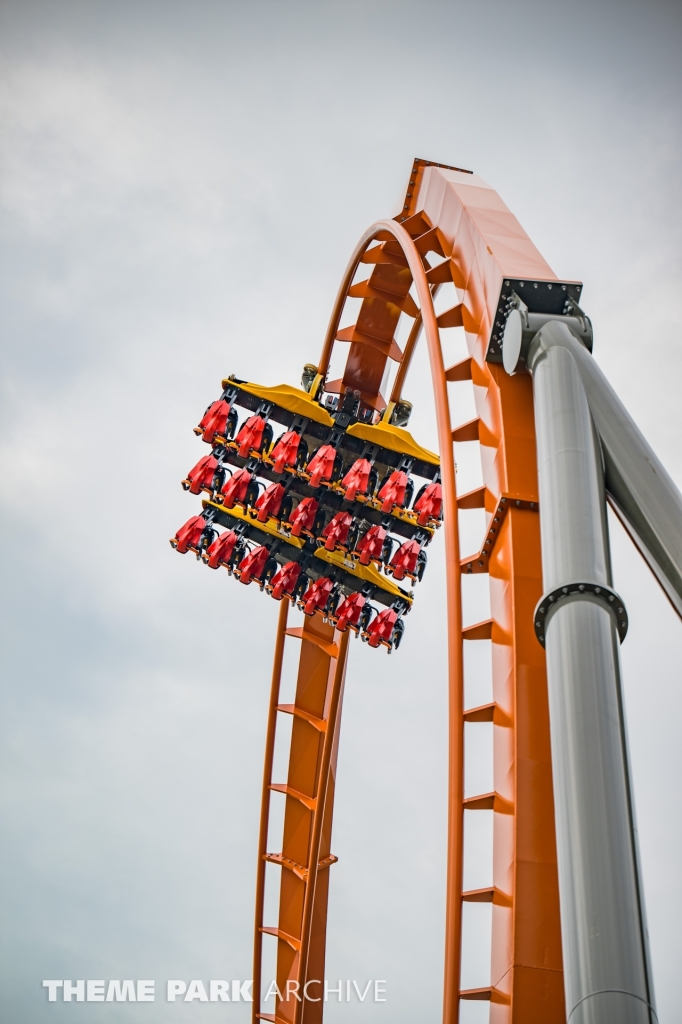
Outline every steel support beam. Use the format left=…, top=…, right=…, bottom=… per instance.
left=532, top=321, right=682, bottom=620
left=528, top=325, right=656, bottom=1024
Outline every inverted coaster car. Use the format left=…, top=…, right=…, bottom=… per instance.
left=172, top=368, right=443, bottom=651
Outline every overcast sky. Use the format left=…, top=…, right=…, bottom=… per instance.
left=0, top=1, right=681, bottom=1022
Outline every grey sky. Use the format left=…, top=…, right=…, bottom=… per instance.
left=0, top=1, right=680, bottom=1021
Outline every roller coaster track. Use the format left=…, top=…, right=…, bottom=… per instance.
left=252, top=160, right=568, bottom=1024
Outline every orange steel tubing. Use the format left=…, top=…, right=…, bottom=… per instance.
left=389, top=284, right=441, bottom=405
left=254, top=598, right=290, bottom=1010
left=389, top=308, right=423, bottom=403
left=318, top=220, right=465, bottom=1023
left=255, top=612, right=349, bottom=1024
left=294, top=629, right=350, bottom=1024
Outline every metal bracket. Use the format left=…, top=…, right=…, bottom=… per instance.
left=500, top=292, right=593, bottom=375
left=485, top=279, right=584, bottom=363
left=460, top=494, right=538, bottom=575
left=534, top=582, right=628, bottom=646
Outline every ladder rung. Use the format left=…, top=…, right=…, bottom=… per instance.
left=463, top=701, right=512, bottom=727
left=426, top=259, right=454, bottom=285
left=414, top=226, right=445, bottom=257
left=452, top=417, right=480, bottom=443
left=462, top=885, right=512, bottom=907
left=263, top=851, right=339, bottom=881
left=264, top=852, right=308, bottom=880
left=260, top=926, right=301, bottom=952
left=445, top=355, right=472, bottom=382
left=464, top=791, right=513, bottom=814
left=285, top=626, right=339, bottom=659
left=277, top=703, right=327, bottom=732
left=460, top=986, right=492, bottom=1001
left=460, top=554, right=489, bottom=575
left=269, top=783, right=317, bottom=811
left=464, top=792, right=496, bottom=810
left=437, top=303, right=464, bottom=329
left=457, top=484, right=487, bottom=509
left=463, top=701, right=495, bottom=723
left=462, top=618, right=493, bottom=641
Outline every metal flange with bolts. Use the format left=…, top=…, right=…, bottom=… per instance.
left=534, top=582, right=629, bottom=646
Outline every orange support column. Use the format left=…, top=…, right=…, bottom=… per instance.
left=471, top=364, right=564, bottom=1018
left=255, top=610, right=349, bottom=1024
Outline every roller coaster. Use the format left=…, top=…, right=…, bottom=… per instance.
left=171, top=160, right=682, bottom=1023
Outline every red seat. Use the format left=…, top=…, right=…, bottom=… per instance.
left=235, top=414, right=267, bottom=458
left=171, top=515, right=208, bottom=554
left=204, top=530, right=239, bottom=569
left=237, top=545, right=270, bottom=585
left=287, top=497, right=318, bottom=537
left=195, top=399, right=234, bottom=444
left=341, top=458, right=372, bottom=501
left=389, top=538, right=421, bottom=581
left=300, top=577, right=334, bottom=616
left=255, top=481, right=285, bottom=522
left=334, top=592, right=366, bottom=632
left=269, top=431, right=301, bottom=474
left=414, top=481, right=442, bottom=525
left=321, top=511, right=353, bottom=551
left=268, top=561, right=301, bottom=600
left=182, top=453, right=219, bottom=495
left=306, top=445, right=337, bottom=488
left=377, top=470, right=410, bottom=512
left=365, top=607, right=399, bottom=649
left=355, top=523, right=387, bottom=566
left=219, top=467, right=252, bottom=508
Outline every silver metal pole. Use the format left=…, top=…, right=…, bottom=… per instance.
left=527, top=324, right=657, bottom=1024
left=540, top=321, right=682, bottom=620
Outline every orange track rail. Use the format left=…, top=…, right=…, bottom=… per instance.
left=253, top=160, right=566, bottom=1023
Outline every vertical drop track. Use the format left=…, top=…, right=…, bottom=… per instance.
left=253, top=161, right=566, bottom=1024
